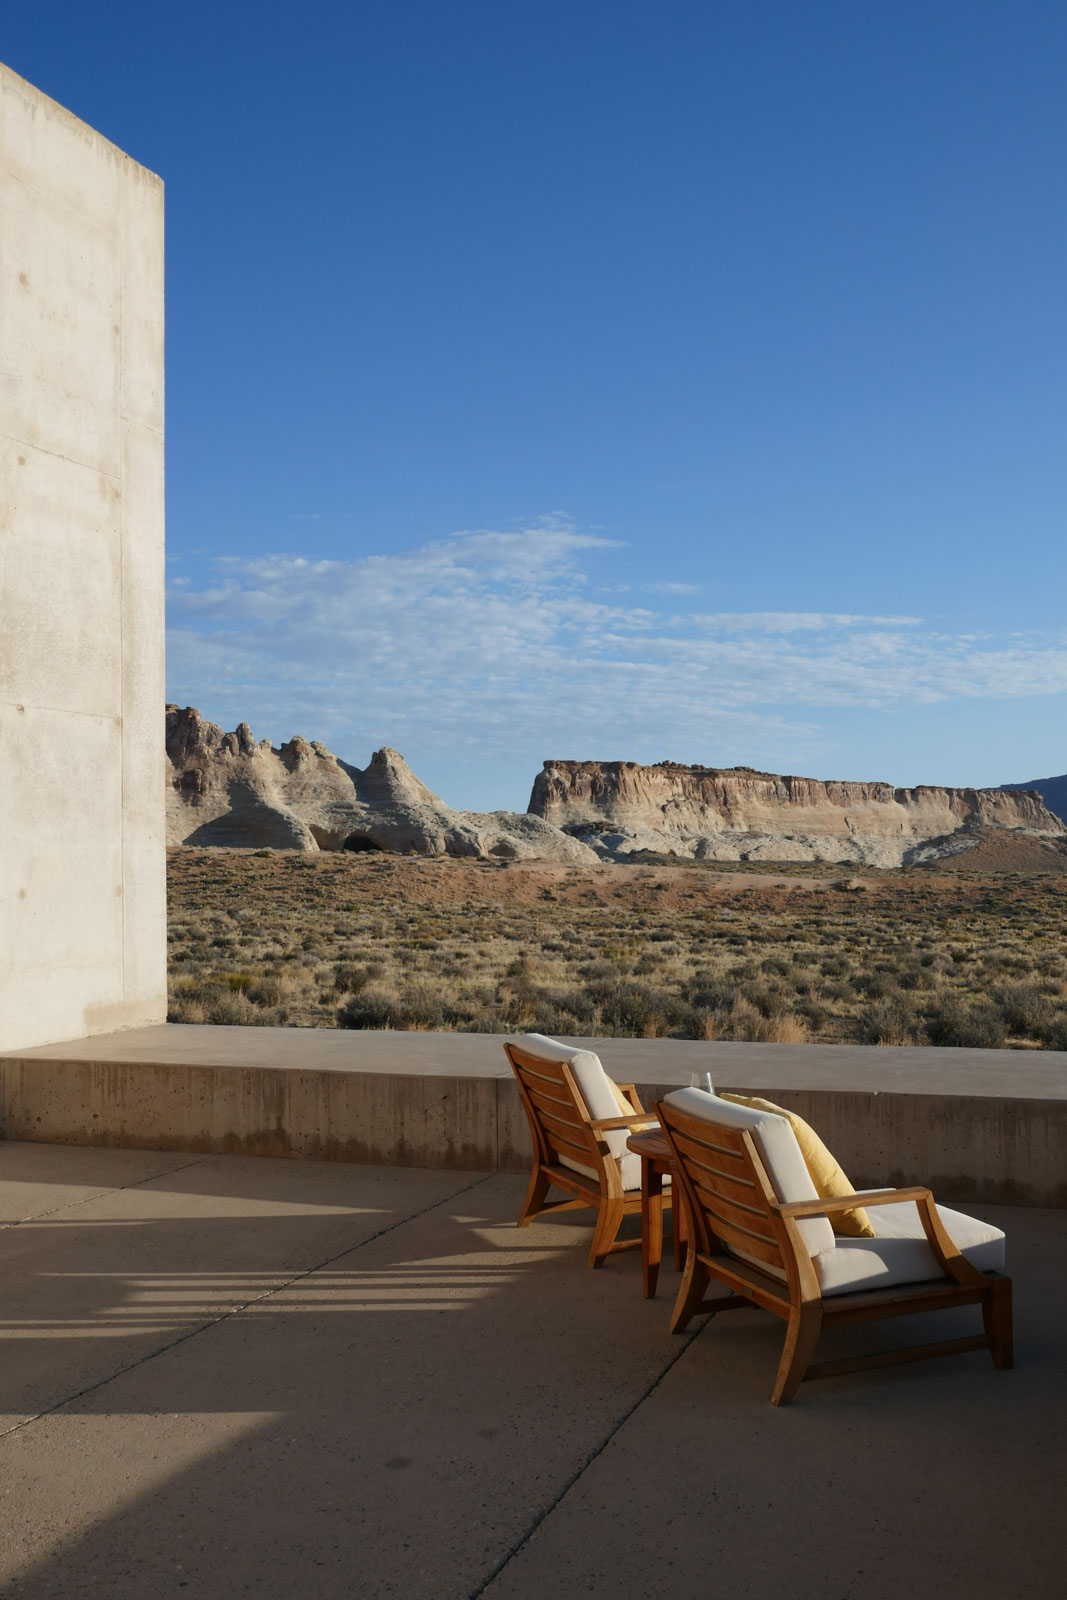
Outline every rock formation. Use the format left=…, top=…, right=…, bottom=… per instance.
left=1002, top=773, right=1067, bottom=825
left=527, top=760, right=1067, bottom=868
left=167, top=709, right=1067, bottom=867
left=166, top=707, right=597, bottom=862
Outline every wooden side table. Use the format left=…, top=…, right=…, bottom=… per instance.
left=626, top=1128, right=686, bottom=1299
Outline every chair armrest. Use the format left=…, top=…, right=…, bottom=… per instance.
left=590, top=1112, right=660, bottom=1132
left=771, top=1186, right=990, bottom=1289
left=771, top=1186, right=930, bottom=1218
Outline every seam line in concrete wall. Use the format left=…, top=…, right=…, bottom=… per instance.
left=119, top=212, right=128, bottom=1009
left=0, top=167, right=119, bottom=239
left=0, top=700, right=124, bottom=722
left=0, top=1170, right=492, bottom=1445
left=0, top=428, right=124, bottom=479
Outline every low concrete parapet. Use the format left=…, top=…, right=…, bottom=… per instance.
left=2, top=1025, right=1065, bottom=1207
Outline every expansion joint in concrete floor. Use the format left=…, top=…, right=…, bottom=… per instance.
left=0, top=1155, right=211, bottom=1231
left=0, top=1170, right=493, bottom=1444
left=467, top=1321, right=704, bottom=1599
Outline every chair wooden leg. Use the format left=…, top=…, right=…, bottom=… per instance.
left=771, top=1302, right=822, bottom=1406
left=984, top=1277, right=1014, bottom=1369
left=589, top=1199, right=626, bottom=1268
left=643, top=1164, right=664, bottom=1299
left=516, top=1166, right=551, bottom=1227
left=669, top=1248, right=710, bottom=1334
left=671, top=1189, right=687, bottom=1271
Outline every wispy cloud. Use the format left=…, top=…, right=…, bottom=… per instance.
left=683, top=611, right=922, bottom=632
left=166, top=525, right=1067, bottom=767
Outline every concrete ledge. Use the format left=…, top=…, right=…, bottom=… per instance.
left=2, top=1025, right=1065, bottom=1206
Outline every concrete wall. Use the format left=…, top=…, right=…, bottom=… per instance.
left=4, top=1026, right=1064, bottom=1206
left=0, top=64, right=166, bottom=1049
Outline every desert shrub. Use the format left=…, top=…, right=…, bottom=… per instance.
left=585, top=978, right=694, bottom=1037
left=632, top=953, right=664, bottom=973
left=248, top=975, right=287, bottom=1008
left=858, top=997, right=919, bottom=1046
left=716, top=997, right=808, bottom=1043
left=337, top=986, right=399, bottom=1029
left=169, top=984, right=259, bottom=1026
left=167, top=993, right=206, bottom=1024
left=896, top=959, right=942, bottom=991
left=578, top=959, right=620, bottom=981
left=333, top=963, right=372, bottom=996
left=1039, top=1014, right=1067, bottom=1050
left=684, top=975, right=736, bottom=1012
left=538, top=987, right=597, bottom=1025
left=855, top=970, right=900, bottom=1000
left=761, top=957, right=791, bottom=977
left=738, top=980, right=790, bottom=1019
left=337, top=982, right=450, bottom=1030
left=521, top=999, right=594, bottom=1037
left=760, top=1013, right=810, bottom=1044
left=795, top=996, right=831, bottom=1030
left=786, top=967, right=819, bottom=997
left=687, top=1007, right=720, bottom=1041
left=923, top=996, right=1007, bottom=1049
left=168, top=849, right=1067, bottom=1047
left=995, top=982, right=1054, bottom=1037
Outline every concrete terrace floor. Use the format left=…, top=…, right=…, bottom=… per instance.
left=0, top=1144, right=1063, bottom=1600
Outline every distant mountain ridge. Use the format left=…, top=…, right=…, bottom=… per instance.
left=528, top=759, right=1067, bottom=867
left=1001, top=774, right=1067, bottom=824
left=166, top=708, right=1067, bottom=867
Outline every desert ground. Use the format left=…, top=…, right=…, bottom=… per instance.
left=167, top=843, right=1067, bottom=1049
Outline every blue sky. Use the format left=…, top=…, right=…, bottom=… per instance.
left=7, top=3, right=1067, bottom=810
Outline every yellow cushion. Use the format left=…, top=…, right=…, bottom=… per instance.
left=721, top=1093, right=875, bottom=1238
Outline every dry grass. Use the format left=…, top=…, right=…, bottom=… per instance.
left=166, top=849, right=1067, bottom=1049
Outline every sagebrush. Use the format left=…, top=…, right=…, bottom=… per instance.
left=166, top=850, right=1067, bottom=1049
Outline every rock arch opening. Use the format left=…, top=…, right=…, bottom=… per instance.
left=342, top=833, right=382, bottom=854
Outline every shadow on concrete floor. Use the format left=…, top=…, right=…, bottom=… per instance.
left=0, top=1141, right=1063, bottom=1600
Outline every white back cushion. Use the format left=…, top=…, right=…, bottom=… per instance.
left=663, top=1087, right=835, bottom=1257
left=516, top=1034, right=642, bottom=1190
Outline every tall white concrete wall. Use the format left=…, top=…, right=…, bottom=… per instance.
left=0, top=64, right=166, bottom=1049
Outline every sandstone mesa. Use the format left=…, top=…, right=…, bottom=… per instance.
left=529, top=759, right=1067, bottom=868
left=166, top=707, right=1066, bottom=868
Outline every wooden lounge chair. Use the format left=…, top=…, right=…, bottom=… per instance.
left=657, top=1088, right=1013, bottom=1405
left=504, top=1033, right=671, bottom=1268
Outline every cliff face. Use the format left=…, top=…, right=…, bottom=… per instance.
left=165, top=707, right=596, bottom=862
left=1002, top=773, right=1067, bottom=825
left=528, top=760, right=1067, bottom=867
left=167, top=712, right=1067, bottom=867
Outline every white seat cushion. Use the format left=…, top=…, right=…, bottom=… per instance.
left=516, top=1034, right=651, bottom=1192
left=813, top=1200, right=1006, bottom=1296
left=662, top=1087, right=834, bottom=1258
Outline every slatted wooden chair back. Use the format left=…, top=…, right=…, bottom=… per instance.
left=504, top=1040, right=602, bottom=1182
left=657, top=1094, right=1013, bottom=1404
left=503, top=1039, right=657, bottom=1268
left=661, top=1099, right=791, bottom=1283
